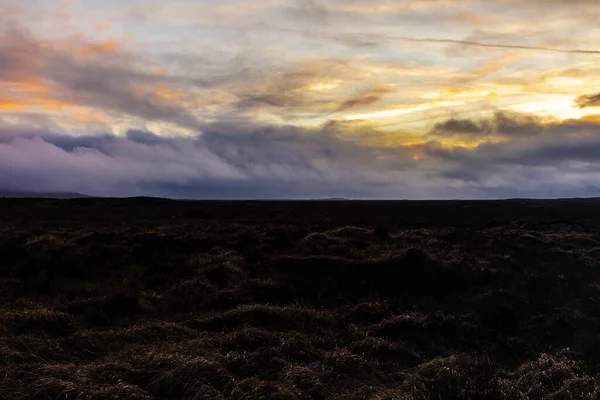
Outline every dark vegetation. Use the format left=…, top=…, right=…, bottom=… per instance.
left=2, top=198, right=600, bottom=399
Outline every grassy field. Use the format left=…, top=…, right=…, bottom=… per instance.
left=1, top=198, right=600, bottom=399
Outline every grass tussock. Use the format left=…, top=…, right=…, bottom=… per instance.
left=2, top=198, right=600, bottom=399
left=2, top=309, right=76, bottom=337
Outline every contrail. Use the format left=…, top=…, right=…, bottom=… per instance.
left=206, top=24, right=600, bottom=55
left=200, top=24, right=600, bottom=54
left=372, top=34, right=600, bottom=54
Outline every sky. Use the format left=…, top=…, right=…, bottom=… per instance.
left=2, top=0, right=600, bottom=199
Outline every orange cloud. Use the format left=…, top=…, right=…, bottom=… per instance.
left=0, top=98, right=25, bottom=111
left=72, top=108, right=107, bottom=125
left=0, top=66, right=74, bottom=112
left=154, top=85, right=183, bottom=101
left=74, top=38, right=122, bottom=57
left=469, top=51, right=536, bottom=80
left=0, top=94, right=72, bottom=112
left=153, top=84, right=197, bottom=107
left=580, top=114, right=600, bottom=123
left=93, top=20, right=110, bottom=32
left=447, top=12, right=497, bottom=24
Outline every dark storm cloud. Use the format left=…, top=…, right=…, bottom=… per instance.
left=489, top=136, right=600, bottom=166
left=0, top=121, right=416, bottom=198
left=432, top=111, right=543, bottom=137
left=575, top=92, right=600, bottom=108
left=426, top=132, right=600, bottom=168
left=433, top=118, right=488, bottom=135
left=422, top=117, right=600, bottom=192
left=126, top=130, right=171, bottom=146
left=4, top=108, right=600, bottom=199
left=42, top=134, right=117, bottom=154
left=138, top=178, right=385, bottom=200
left=438, top=169, right=481, bottom=183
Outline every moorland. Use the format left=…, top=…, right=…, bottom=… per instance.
left=2, top=198, right=600, bottom=399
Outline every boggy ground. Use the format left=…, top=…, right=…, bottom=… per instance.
left=2, top=198, right=600, bottom=399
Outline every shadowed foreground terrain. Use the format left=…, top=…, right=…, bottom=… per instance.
left=2, top=198, right=600, bottom=399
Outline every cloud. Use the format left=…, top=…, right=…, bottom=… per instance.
left=341, top=32, right=600, bottom=54
left=3, top=0, right=600, bottom=200
left=74, top=38, right=124, bottom=57
left=0, top=27, right=206, bottom=129
left=446, top=12, right=497, bottom=24
left=433, top=117, right=489, bottom=136
left=234, top=23, right=600, bottom=54
left=335, top=86, right=393, bottom=112
left=230, top=59, right=380, bottom=118
left=422, top=117, right=600, bottom=196
left=3, top=112, right=600, bottom=199
left=575, top=92, right=600, bottom=108
left=0, top=120, right=418, bottom=198
left=432, top=111, right=543, bottom=137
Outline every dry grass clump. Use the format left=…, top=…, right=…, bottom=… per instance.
left=147, top=357, right=232, bottom=399
left=187, top=304, right=337, bottom=332
left=3, top=198, right=600, bottom=399
left=349, top=337, right=422, bottom=365
left=2, top=309, right=76, bottom=337
left=23, top=233, right=71, bottom=252
left=229, top=378, right=306, bottom=400
left=498, top=352, right=600, bottom=399
left=298, top=226, right=375, bottom=254
left=328, top=226, right=374, bottom=236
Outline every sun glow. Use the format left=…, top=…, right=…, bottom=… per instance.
left=343, top=101, right=463, bottom=121
left=509, top=96, right=584, bottom=121
left=343, top=105, right=430, bottom=121
left=307, top=82, right=340, bottom=92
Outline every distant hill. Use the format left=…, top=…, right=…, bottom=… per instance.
left=0, top=189, right=92, bottom=199
left=307, top=198, right=351, bottom=201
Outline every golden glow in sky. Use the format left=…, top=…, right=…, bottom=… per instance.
left=3, top=0, right=600, bottom=198
left=1, top=0, right=599, bottom=141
